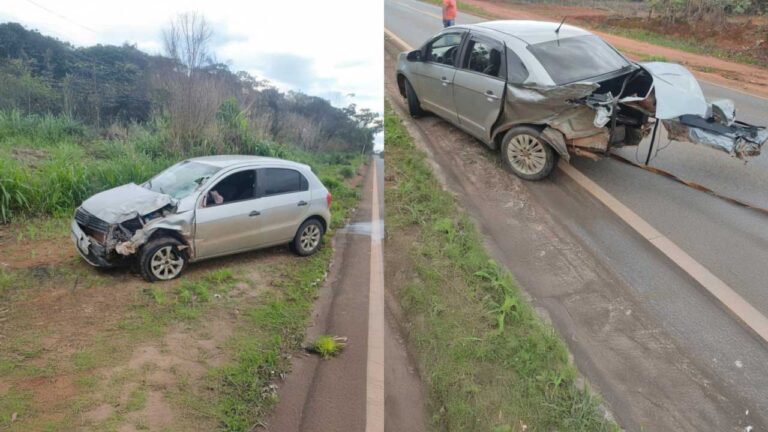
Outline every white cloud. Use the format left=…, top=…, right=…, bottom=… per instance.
left=0, top=0, right=383, bottom=114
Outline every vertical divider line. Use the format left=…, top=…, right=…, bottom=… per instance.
left=366, top=159, right=385, bottom=432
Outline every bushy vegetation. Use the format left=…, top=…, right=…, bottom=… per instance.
left=0, top=19, right=380, bottom=152
left=0, top=102, right=363, bottom=223
left=385, top=105, right=617, bottom=431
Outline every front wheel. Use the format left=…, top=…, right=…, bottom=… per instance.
left=138, top=237, right=187, bottom=282
left=404, top=78, right=425, bottom=118
left=292, top=219, right=324, bottom=256
left=500, top=127, right=558, bottom=181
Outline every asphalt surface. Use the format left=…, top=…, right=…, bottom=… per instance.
left=264, top=156, right=426, bottom=432
left=386, top=0, right=768, bottom=429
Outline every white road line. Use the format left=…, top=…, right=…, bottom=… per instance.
left=391, top=0, right=443, bottom=20
left=384, top=27, right=411, bottom=52
left=366, top=159, right=385, bottom=432
left=385, top=27, right=768, bottom=344
left=558, top=162, right=768, bottom=343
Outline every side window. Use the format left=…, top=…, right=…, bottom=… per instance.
left=262, top=168, right=309, bottom=196
left=425, top=33, right=463, bottom=67
left=506, top=48, right=529, bottom=84
left=464, top=38, right=504, bottom=78
left=204, top=169, right=255, bottom=207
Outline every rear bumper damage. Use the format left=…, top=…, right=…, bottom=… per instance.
left=495, top=62, right=767, bottom=160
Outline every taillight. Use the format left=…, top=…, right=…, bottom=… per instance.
left=326, top=191, right=332, bottom=208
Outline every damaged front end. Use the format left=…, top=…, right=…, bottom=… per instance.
left=496, top=62, right=768, bottom=160
left=71, top=183, right=192, bottom=267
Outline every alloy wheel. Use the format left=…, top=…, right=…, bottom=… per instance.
left=506, top=134, right=548, bottom=175
left=300, top=224, right=321, bottom=252
left=150, top=246, right=184, bottom=280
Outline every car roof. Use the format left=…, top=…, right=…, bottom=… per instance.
left=458, top=20, right=593, bottom=45
left=188, top=155, right=307, bottom=169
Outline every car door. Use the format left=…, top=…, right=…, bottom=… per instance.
left=253, top=167, right=312, bottom=247
left=453, top=34, right=507, bottom=142
left=194, top=168, right=259, bottom=259
left=414, top=31, right=465, bottom=123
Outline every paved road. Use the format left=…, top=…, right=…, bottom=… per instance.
left=386, top=0, right=768, bottom=429
left=264, top=156, right=426, bottom=432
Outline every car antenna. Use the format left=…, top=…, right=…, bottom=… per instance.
left=555, top=17, right=566, bottom=46
left=555, top=17, right=566, bottom=34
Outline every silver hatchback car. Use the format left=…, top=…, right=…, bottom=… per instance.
left=396, top=20, right=767, bottom=180
left=71, top=155, right=332, bottom=281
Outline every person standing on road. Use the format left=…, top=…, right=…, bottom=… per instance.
left=443, top=0, right=456, bottom=27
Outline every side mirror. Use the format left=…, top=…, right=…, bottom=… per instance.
left=406, top=50, right=422, bottom=62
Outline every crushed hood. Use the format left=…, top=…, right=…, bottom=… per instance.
left=80, top=183, right=175, bottom=224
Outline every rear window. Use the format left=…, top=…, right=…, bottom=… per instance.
left=527, top=35, right=630, bottom=85
left=263, top=168, right=308, bottom=196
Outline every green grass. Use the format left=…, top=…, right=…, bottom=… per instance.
left=0, top=388, right=31, bottom=429
left=0, top=109, right=365, bottom=224
left=208, top=164, right=362, bottom=430
left=211, top=247, right=332, bottom=430
left=384, top=104, right=618, bottom=431
left=414, top=0, right=765, bottom=68
left=309, top=335, right=347, bottom=359
left=125, top=387, right=148, bottom=412
left=420, top=0, right=495, bottom=18
left=0, top=108, right=366, bottom=431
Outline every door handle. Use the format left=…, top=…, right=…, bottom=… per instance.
left=297, top=201, right=308, bottom=207
left=441, top=76, right=451, bottom=86
left=485, top=90, right=499, bottom=100
left=249, top=210, right=261, bottom=217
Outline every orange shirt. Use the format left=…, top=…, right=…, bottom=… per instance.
left=443, top=0, right=457, bottom=20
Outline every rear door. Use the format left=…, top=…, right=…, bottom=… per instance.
left=414, top=31, right=465, bottom=123
left=453, top=34, right=507, bottom=142
left=253, top=167, right=312, bottom=246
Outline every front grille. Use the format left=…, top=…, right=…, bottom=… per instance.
left=75, top=208, right=110, bottom=233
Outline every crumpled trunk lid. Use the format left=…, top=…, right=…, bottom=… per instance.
left=640, top=62, right=768, bottom=158
left=80, top=183, right=175, bottom=224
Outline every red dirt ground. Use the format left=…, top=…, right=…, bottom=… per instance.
left=462, top=0, right=768, bottom=98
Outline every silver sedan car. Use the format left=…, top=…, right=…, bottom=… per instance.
left=396, top=20, right=767, bottom=180
left=71, top=156, right=332, bottom=281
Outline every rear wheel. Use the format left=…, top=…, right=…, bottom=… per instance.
left=138, top=237, right=187, bottom=282
left=292, top=219, right=324, bottom=256
left=500, top=127, right=558, bottom=181
left=404, top=78, right=425, bottom=118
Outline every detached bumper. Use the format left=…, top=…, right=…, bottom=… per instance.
left=70, top=220, right=114, bottom=268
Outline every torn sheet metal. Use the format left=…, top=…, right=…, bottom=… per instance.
left=499, top=82, right=606, bottom=160
left=80, top=183, right=175, bottom=224
left=664, top=115, right=768, bottom=157
left=708, top=99, right=736, bottom=126
left=640, top=62, right=708, bottom=120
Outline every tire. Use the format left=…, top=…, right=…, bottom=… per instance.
left=624, top=126, right=644, bottom=147
left=404, top=79, right=425, bottom=118
left=292, top=219, right=324, bottom=257
left=500, top=126, right=558, bottom=181
left=138, top=237, right=187, bottom=282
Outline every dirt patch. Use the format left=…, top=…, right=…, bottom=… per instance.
left=0, top=227, right=77, bottom=269
left=461, top=0, right=768, bottom=97
left=0, top=240, right=290, bottom=431
left=581, top=14, right=768, bottom=65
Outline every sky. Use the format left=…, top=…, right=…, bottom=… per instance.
left=1, top=0, right=384, bottom=149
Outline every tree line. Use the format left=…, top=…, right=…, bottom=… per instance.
left=0, top=14, right=381, bottom=154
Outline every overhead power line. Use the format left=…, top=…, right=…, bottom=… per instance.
left=22, top=0, right=98, bottom=34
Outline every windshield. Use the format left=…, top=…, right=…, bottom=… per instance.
left=145, top=161, right=221, bottom=199
left=528, top=35, right=631, bottom=85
